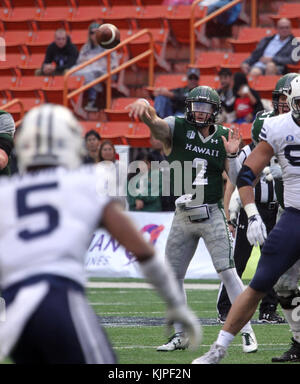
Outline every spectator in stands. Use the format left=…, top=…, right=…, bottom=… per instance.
left=98, top=140, right=117, bottom=163
left=217, top=68, right=236, bottom=123
left=153, top=68, right=200, bottom=118
left=233, top=72, right=263, bottom=123
left=241, top=18, right=297, bottom=76
left=83, top=130, right=101, bottom=164
left=36, top=29, right=79, bottom=76
left=127, top=152, right=162, bottom=212
left=73, top=22, right=119, bottom=113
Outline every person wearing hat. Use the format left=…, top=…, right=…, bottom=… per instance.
left=153, top=68, right=200, bottom=118
left=217, top=68, right=236, bottom=123
left=36, top=29, right=79, bottom=76
left=72, top=22, right=119, bottom=112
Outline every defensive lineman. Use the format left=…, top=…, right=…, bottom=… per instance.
left=217, top=73, right=299, bottom=325
left=0, top=104, right=201, bottom=364
left=127, top=86, right=257, bottom=353
left=192, top=76, right=300, bottom=364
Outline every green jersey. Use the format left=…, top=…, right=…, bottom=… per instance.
left=166, top=117, right=229, bottom=204
left=251, top=110, right=276, bottom=145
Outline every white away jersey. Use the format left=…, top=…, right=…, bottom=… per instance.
left=260, top=112, right=300, bottom=210
left=0, top=165, right=110, bottom=289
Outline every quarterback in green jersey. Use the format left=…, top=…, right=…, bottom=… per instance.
left=0, top=110, right=15, bottom=177
left=128, top=86, right=257, bottom=353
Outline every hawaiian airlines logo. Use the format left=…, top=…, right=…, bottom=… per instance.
left=141, top=224, right=165, bottom=245
left=125, top=224, right=165, bottom=264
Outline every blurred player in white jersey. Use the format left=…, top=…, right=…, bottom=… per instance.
left=0, top=104, right=201, bottom=364
left=192, top=76, right=300, bottom=364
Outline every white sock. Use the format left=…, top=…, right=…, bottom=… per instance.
left=282, top=309, right=300, bottom=343
left=216, top=330, right=235, bottom=349
left=174, top=278, right=187, bottom=334
left=218, top=268, right=253, bottom=334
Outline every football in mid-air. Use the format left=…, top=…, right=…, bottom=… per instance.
left=96, top=23, right=120, bottom=49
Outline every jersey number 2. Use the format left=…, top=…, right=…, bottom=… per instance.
left=17, top=182, right=59, bottom=240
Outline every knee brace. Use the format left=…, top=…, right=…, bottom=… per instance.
left=277, top=288, right=300, bottom=310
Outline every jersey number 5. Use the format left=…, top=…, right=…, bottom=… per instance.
left=16, top=182, right=59, bottom=240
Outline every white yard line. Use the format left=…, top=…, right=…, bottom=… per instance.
left=87, top=282, right=220, bottom=290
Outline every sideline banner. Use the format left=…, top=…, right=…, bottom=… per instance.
left=85, top=211, right=218, bottom=279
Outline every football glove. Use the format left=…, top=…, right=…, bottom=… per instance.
left=166, top=304, right=202, bottom=351
left=262, top=163, right=282, bottom=182
left=247, top=214, right=267, bottom=246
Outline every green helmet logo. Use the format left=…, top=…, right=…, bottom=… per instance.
left=185, top=86, right=221, bottom=129
left=272, top=73, right=299, bottom=113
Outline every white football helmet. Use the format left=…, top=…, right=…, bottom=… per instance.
left=16, top=104, right=86, bottom=173
left=286, top=75, right=300, bottom=117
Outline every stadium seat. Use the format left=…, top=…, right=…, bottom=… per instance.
left=167, top=4, right=207, bottom=44
left=99, top=122, right=128, bottom=145
left=270, top=4, right=300, bottom=28
left=104, top=97, right=153, bottom=121
left=228, top=27, right=276, bottom=53
left=0, top=53, right=27, bottom=74
left=252, top=75, right=280, bottom=99
left=147, top=73, right=187, bottom=91
left=100, top=6, right=135, bottom=30
left=42, top=75, right=84, bottom=104
left=134, top=5, right=173, bottom=30
left=124, top=122, right=151, bottom=147
left=194, top=52, right=227, bottom=75
left=221, top=52, right=250, bottom=73
left=80, top=121, right=102, bottom=137
left=18, top=53, right=45, bottom=76
left=128, top=27, right=170, bottom=70
left=239, top=123, right=252, bottom=144
left=9, top=76, right=50, bottom=99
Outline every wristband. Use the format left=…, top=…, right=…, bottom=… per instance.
left=138, top=98, right=150, bottom=107
left=244, top=203, right=259, bottom=218
left=227, top=153, right=238, bottom=158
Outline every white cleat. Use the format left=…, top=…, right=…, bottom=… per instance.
left=157, top=332, right=189, bottom=351
left=192, top=342, right=226, bottom=364
left=241, top=331, right=258, bottom=353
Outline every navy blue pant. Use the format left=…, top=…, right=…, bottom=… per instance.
left=250, top=207, right=300, bottom=293
left=2, top=275, right=116, bottom=364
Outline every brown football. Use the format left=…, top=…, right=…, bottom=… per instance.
left=96, top=23, right=120, bottom=49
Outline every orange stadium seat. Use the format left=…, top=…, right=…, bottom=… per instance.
left=9, top=76, right=50, bottom=99
left=228, top=27, right=276, bottom=53
left=239, top=123, right=252, bottom=144
left=100, top=6, right=135, bottom=30
left=0, top=53, right=27, bottom=74
left=80, top=121, right=102, bottom=137
left=270, top=4, right=300, bottom=28
left=104, top=97, right=153, bottom=121
left=127, top=27, right=170, bottom=70
left=134, top=5, right=172, bottom=30
left=99, top=122, right=128, bottom=145
left=167, top=4, right=207, bottom=44
left=18, top=53, right=45, bottom=76
left=252, top=75, right=280, bottom=99
left=147, top=73, right=187, bottom=91
left=124, top=122, right=151, bottom=147
left=194, top=52, right=227, bottom=75
left=42, top=75, right=84, bottom=104
left=221, top=52, right=249, bottom=73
